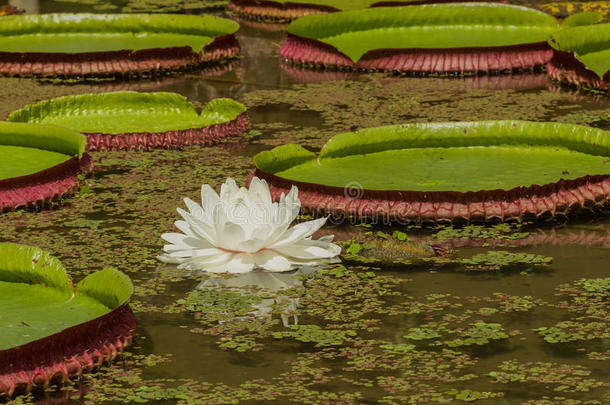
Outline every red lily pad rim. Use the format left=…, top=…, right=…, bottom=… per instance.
left=0, top=34, right=241, bottom=80
left=0, top=122, right=88, bottom=212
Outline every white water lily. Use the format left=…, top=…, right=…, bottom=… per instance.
left=158, top=177, right=341, bottom=273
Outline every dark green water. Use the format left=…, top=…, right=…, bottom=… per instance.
left=0, top=1, right=609, bottom=404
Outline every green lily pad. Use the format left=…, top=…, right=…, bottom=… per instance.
left=0, top=121, right=85, bottom=182
left=0, top=242, right=133, bottom=350
left=254, top=121, right=610, bottom=222
left=8, top=92, right=247, bottom=135
left=548, top=22, right=610, bottom=79
left=287, top=3, right=558, bottom=62
left=0, top=13, right=238, bottom=54
left=255, top=121, right=610, bottom=192
left=229, top=0, right=501, bottom=20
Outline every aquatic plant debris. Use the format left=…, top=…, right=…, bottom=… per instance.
left=537, top=1, right=610, bottom=18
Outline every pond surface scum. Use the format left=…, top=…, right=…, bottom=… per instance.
left=0, top=0, right=609, bottom=404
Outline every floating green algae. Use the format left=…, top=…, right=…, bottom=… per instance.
left=534, top=277, right=610, bottom=345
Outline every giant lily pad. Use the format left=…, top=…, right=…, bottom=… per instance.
left=228, top=0, right=498, bottom=22
left=547, top=21, right=610, bottom=92
left=0, top=122, right=90, bottom=213
left=0, top=13, right=240, bottom=79
left=252, top=121, right=610, bottom=223
left=0, top=243, right=135, bottom=397
left=8, top=91, right=249, bottom=151
left=280, top=3, right=558, bottom=74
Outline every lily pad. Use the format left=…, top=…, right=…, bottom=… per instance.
left=252, top=121, right=610, bottom=223
left=0, top=13, right=240, bottom=79
left=280, top=3, right=558, bottom=74
left=0, top=121, right=89, bottom=213
left=228, top=0, right=498, bottom=22
left=8, top=91, right=249, bottom=151
left=547, top=21, right=610, bottom=92
left=0, top=243, right=135, bottom=397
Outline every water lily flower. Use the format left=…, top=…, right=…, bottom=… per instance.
left=158, top=177, right=341, bottom=273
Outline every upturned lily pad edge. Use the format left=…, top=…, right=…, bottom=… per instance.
left=251, top=121, right=610, bottom=223
left=547, top=50, right=610, bottom=93
left=0, top=122, right=91, bottom=213
left=547, top=20, right=610, bottom=92
left=0, top=243, right=136, bottom=398
left=8, top=93, right=249, bottom=151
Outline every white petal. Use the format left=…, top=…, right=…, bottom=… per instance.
left=220, top=178, right=239, bottom=201
left=157, top=254, right=181, bottom=264
left=163, top=247, right=225, bottom=258
left=201, top=184, right=220, bottom=211
left=286, top=186, right=300, bottom=219
left=272, top=239, right=341, bottom=260
left=216, top=221, right=247, bottom=249
left=236, top=237, right=269, bottom=254
left=270, top=217, right=328, bottom=248
left=184, top=197, right=204, bottom=219
left=161, top=233, right=213, bottom=250
left=254, top=250, right=295, bottom=272
left=226, top=199, right=253, bottom=234
left=225, top=253, right=256, bottom=274
left=178, top=208, right=216, bottom=242
left=178, top=251, right=233, bottom=271
left=248, top=177, right=272, bottom=206
left=174, top=220, right=195, bottom=236
left=161, top=232, right=191, bottom=246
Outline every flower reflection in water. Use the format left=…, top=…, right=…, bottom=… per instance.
left=196, top=267, right=318, bottom=327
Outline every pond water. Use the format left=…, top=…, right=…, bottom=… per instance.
left=1, top=0, right=609, bottom=404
